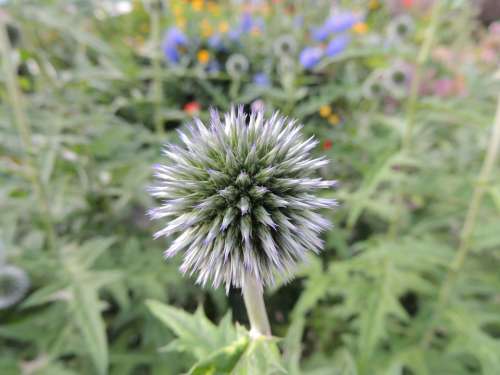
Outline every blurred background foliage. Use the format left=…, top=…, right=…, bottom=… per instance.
left=0, top=0, right=499, bottom=374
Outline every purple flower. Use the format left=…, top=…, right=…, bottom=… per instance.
left=299, top=47, right=324, bottom=70
left=253, top=73, right=270, bottom=87
left=241, top=12, right=254, bottom=33
left=162, top=27, right=188, bottom=63
left=325, top=35, right=350, bottom=57
left=311, top=13, right=358, bottom=42
left=228, top=29, right=243, bottom=41
left=206, top=60, right=221, bottom=74
left=208, top=34, right=224, bottom=50
left=230, top=13, right=264, bottom=40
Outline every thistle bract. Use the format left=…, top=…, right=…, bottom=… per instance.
left=149, top=108, right=336, bottom=290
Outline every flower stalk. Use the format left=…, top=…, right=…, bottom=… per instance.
left=0, top=17, right=56, bottom=251
left=149, top=0, right=164, bottom=136
left=242, top=272, right=271, bottom=337
left=422, top=94, right=500, bottom=347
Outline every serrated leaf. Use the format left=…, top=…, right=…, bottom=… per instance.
left=71, top=283, right=108, bottom=375
left=188, top=336, right=250, bottom=375
left=146, top=300, right=237, bottom=360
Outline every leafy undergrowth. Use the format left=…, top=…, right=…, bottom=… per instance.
left=1, top=1, right=500, bottom=374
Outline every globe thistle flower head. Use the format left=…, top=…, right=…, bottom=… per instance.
left=383, top=61, right=412, bottom=99
left=387, top=14, right=414, bottom=43
left=225, top=53, right=249, bottom=78
left=273, top=35, right=297, bottom=57
left=149, top=107, right=337, bottom=291
left=363, top=69, right=385, bottom=99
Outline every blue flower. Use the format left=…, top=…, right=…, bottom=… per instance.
left=299, top=47, right=324, bottom=70
left=311, top=13, right=358, bottom=42
left=229, top=13, right=264, bottom=40
left=325, top=35, right=350, bottom=57
left=162, top=27, right=188, bottom=63
left=240, top=12, right=254, bottom=33
left=253, top=73, right=270, bottom=87
left=228, top=28, right=243, bottom=41
left=208, top=34, right=224, bottom=50
left=206, top=60, right=221, bottom=74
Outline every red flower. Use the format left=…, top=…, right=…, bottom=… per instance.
left=323, top=139, right=333, bottom=150
left=402, top=0, right=413, bottom=8
left=183, top=101, right=201, bottom=115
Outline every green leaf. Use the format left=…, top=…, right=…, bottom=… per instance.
left=234, top=337, right=286, bottom=375
left=188, top=336, right=250, bottom=375
left=146, top=300, right=237, bottom=360
left=71, top=283, right=108, bottom=375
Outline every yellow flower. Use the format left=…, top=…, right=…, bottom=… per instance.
left=173, top=5, right=183, bottom=17
left=327, top=114, right=341, bottom=126
left=368, top=0, right=380, bottom=10
left=218, top=21, right=230, bottom=34
left=192, top=0, right=203, bottom=12
left=206, top=1, right=220, bottom=15
left=353, top=22, right=368, bottom=34
left=319, top=105, right=332, bottom=118
left=201, top=19, right=213, bottom=37
left=197, top=49, right=210, bottom=64
left=202, top=26, right=213, bottom=38
left=176, top=17, right=187, bottom=30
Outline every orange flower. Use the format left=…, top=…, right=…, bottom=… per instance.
left=197, top=49, right=210, bottom=64
left=353, top=22, right=368, bottom=34
left=191, top=0, right=203, bottom=12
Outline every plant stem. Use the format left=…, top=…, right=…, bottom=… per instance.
left=242, top=272, right=271, bottom=337
left=387, top=0, right=443, bottom=237
left=402, top=0, right=443, bottom=151
left=422, top=94, right=500, bottom=347
left=0, top=18, right=56, bottom=251
left=149, top=0, right=164, bottom=136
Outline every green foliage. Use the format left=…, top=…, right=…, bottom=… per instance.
left=1, top=0, right=500, bottom=374
left=146, top=300, right=285, bottom=374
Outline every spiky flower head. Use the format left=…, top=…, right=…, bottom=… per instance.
left=149, top=107, right=336, bottom=291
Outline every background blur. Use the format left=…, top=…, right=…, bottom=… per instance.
left=1, top=0, right=500, bottom=374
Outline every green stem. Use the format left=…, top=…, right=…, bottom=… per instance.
left=149, top=0, right=164, bottom=136
left=402, top=0, right=444, bottom=151
left=422, top=95, right=500, bottom=347
left=242, top=272, right=271, bottom=337
left=0, top=18, right=56, bottom=251
left=387, top=0, right=443, bottom=237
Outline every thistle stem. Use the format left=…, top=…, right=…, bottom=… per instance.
left=0, top=18, right=56, bottom=251
left=402, top=0, right=443, bottom=151
left=421, top=95, right=500, bottom=347
left=149, top=0, right=164, bottom=136
left=242, top=272, right=271, bottom=337
left=387, top=0, right=443, bottom=237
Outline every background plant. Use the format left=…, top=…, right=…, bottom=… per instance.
left=1, top=0, right=499, bottom=374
